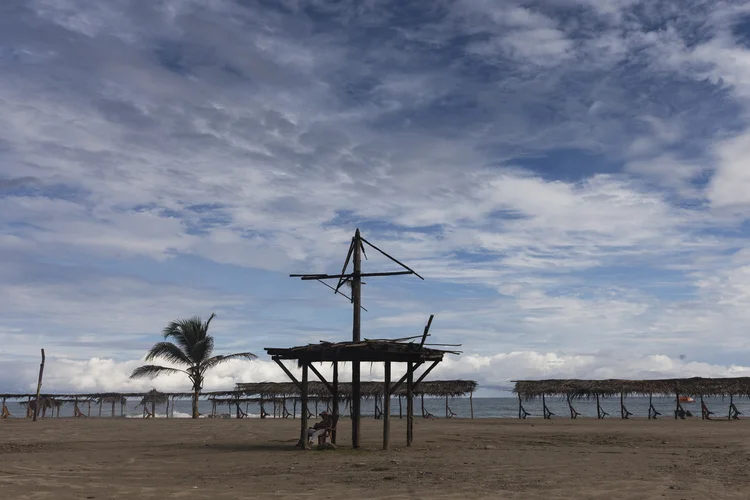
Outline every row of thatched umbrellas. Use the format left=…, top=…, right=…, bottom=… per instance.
left=513, top=378, right=750, bottom=420
left=1, top=380, right=478, bottom=419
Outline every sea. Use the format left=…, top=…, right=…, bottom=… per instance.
left=3, top=396, right=747, bottom=419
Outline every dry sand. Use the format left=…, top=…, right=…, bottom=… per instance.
left=1, top=417, right=749, bottom=499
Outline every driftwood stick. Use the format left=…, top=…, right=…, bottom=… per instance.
left=33, top=349, right=45, bottom=422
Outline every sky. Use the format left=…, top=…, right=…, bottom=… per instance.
left=2, top=0, right=750, bottom=397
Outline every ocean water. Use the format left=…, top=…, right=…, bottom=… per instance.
left=2, top=396, right=748, bottom=419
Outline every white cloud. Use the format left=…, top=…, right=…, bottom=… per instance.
left=2, top=0, right=750, bottom=393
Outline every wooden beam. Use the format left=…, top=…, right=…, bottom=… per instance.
left=420, top=314, right=434, bottom=348
left=360, top=236, right=424, bottom=280
left=33, top=349, right=45, bottom=422
left=412, top=360, right=440, bottom=392
left=383, top=361, right=391, bottom=450
left=335, top=237, right=355, bottom=293
left=307, top=363, right=334, bottom=395
left=390, top=361, right=424, bottom=394
left=295, top=273, right=352, bottom=280
left=272, top=357, right=303, bottom=392
left=360, top=271, right=414, bottom=278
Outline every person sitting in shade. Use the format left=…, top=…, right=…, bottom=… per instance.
left=307, top=411, right=332, bottom=444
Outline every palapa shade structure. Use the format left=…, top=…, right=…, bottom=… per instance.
left=265, top=339, right=460, bottom=450
left=137, top=389, right=168, bottom=418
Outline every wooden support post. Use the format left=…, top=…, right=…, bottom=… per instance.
left=98, top=401, right=102, bottom=417
left=87, top=400, right=91, bottom=417
left=111, top=401, right=115, bottom=418
left=700, top=394, right=704, bottom=420
left=445, top=395, right=449, bottom=418
left=470, top=391, right=474, bottom=419
left=421, top=394, right=425, bottom=417
left=675, top=390, right=679, bottom=420
left=332, top=362, right=339, bottom=444
left=383, top=361, right=391, bottom=450
left=33, top=349, right=45, bottom=422
left=620, top=392, right=625, bottom=419
left=728, top=394, right=733, bottom=421
left=518, top=393, right=522, bottom=419
left=407, top=361, right=414, bottom=447
left=299, top=362, right=309, bottom=449
left=351, top=229, right=362, bottom=450
left=151, top=401, right=155, bottom=418
left=399, top=396, right=402, bottom=419
left=165, top=397, right=170, bottom=419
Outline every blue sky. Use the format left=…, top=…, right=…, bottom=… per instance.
left=3, top=0, right=750, bottom=396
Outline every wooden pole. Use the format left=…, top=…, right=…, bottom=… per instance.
left=470, top=391, right=474, bottom=419
left=675, top=390, right=679, bottom=420
left=729, top=394, right=733, bottom=421
left=518, top=393, right=522, bottom=419
left=111, top=401, right=115, bottom=418
left=445, top=395, right=449, bottom=418
left=165, top=397, right=170, bottom=419
left=383, top=361, right=391, bottom=450
left=99, top=401, right=102, bottom=417
left=87, top=400, right=91, bottom=417
left=32, top=349, right=45, bottom=422
left=407, top=361, right=414, bottom=447
left=399, top=395, right=402, bottom=419
left=332, top=362, right=339, bottom=444
left=700, top=394, right=704, bottom=420
left=300, top=362, right=309, bottom=448
left=620, top=392, right=625, bottom=419
left=351, top=229, right=362, bottom=449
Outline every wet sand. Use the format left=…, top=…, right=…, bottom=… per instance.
left=1, top=417, right=748, bottom=499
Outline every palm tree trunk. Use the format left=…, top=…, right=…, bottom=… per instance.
left=192, top=390, right=200, bottom=419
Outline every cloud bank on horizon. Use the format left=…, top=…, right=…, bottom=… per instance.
left=2, top=0, right=750, bottom=396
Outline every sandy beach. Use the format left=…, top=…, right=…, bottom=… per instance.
left=1, top=417, right=748, bottom=499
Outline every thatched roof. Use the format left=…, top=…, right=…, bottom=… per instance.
left=235, top=380, right=477, bottom=398
left=266, top=340, right=460, bottom=364
left=137, top=389, right=168, bottom=406
left=514, top=378, right=750, bottom=400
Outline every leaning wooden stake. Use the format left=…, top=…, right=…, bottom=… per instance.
left=32, top=349, right=45, bottom=422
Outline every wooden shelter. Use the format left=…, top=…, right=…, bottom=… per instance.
left=266, top=340, right=459, bottom=449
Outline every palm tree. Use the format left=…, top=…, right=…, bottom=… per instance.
left=130, top=313, right=256, bottom=419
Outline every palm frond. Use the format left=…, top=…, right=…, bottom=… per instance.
left=201, top=352, right=257, bottom=372
left=162, top=316, right=208, bottom=353
left=144, top=342, right=193, bottom=366
left=204, top=312, right=216, bottom=331
left=191, top=335, right=215, bottom=364
left=130, top=365, right=187, bottom=379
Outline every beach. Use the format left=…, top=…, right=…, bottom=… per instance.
left=1, top=417, right=748, bottom=499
